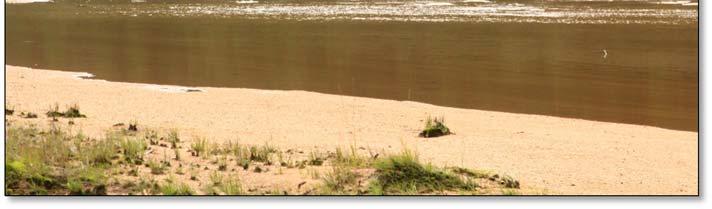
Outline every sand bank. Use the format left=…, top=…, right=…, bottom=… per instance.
left=4, top=65, right=697, bottom=195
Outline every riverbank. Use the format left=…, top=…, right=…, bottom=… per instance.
left=4, top=65, right=698, bottom=195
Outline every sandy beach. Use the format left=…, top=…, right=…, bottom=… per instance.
left=4, top=65, right=698, bottom=195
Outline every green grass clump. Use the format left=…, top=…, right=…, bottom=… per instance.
left=46, top=104, right=63, bottom=118
left=333, top=146, right=370, bottom=168
left=238, top=159, right=250, bottom=170
left=120, top=137, right=147, bottom=164
left=228, top=141, right=248, bottom=160
left=64, top=105, right=86, bottom=118
left=308, top=151, right=325, bottom=166
left=220, top=176, right=243, bottom=195
left=66, top=180, right=84, bottom=195
left=191, top=138, right=208, bottom=157
left=449, top=167, right=491, bottom=179
left=500, top=175, right=520, bottom=189
left=65, top=166, right=108, bottom=195
left=81, top=137, right=118, bottom=166
left=174, top=149, right=182, bottom=161
left=418, top=116, right=451, bottom=138
left=5, top=125, right=114, bottom=195
left=21, top=112, right=38, bottom=119
left=217, top=156, right=228, bottom=171
left=209, top=171, right=223, bottom=186
left=167, top=130, right=180, bottom=149
left=369, top=150, right=474, bottom=194
left=46, top=104, right=86, bottom=118
left=502, top=189, right=519, bottom=195
left=148, top=160, right=167, bottom=175
left=248, top=144, right=277, bottom=163
left=160, top=182, right=194, bottom=195
left=320, top=166, right=359, bottom=195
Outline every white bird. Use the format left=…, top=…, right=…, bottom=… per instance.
left=602, top=49, right=608, bottom=59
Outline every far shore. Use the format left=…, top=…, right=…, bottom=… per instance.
left=4, top=65, right=698, bottom=195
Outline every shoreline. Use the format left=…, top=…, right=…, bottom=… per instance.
left=4, top=65, right=698, bottom=195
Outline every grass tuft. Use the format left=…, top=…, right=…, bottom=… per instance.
left=500, top=175, right=520, bottom=189
left=418, top=116, right=451, bottom=138
left=167, top=130, right=180, bottom=149
left=21, top=112, right=38, bottom=119
left=64, top=104, right=86, bottom=118
left=308, top=151, right=325, bottom=166
left=502, top=189, right=519, bottom=195
left=5, top=125, right=114, bottom=195
left=119, top=137, right=147, bottom=165
left=333, top=146, right=370, bottom=168
left=449, top=167, right=491, bottom=179
left=220, top=175, right=243, bottom=195
left=370, top=150, right=474, bottom=194
left=46, top=104, right=86, bottom=118
left=191, top=138, right=208, bottom=157
left=160, top=182, right=194, bottom=195
left=210, top=171, right=223, bottom=186
left=320, top=166, right=359, bottom=195
left=148, top=160, right=167, bottom=175
left=248, top=144, right=277, bottom=164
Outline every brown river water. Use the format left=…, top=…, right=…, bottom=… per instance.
left=5, top=0, right=698, bottom=131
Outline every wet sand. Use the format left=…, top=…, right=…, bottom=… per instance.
left=4, top=65, right=698, bottom=195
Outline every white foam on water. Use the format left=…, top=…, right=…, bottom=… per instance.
left=99, top=1, right=696, bottom=24
left=236, top=0, right=258, bottom=4
left=462, top=0, right=491, bottom=3
left=656, top=1, right=692, bottom=5
left=65, top=71, right=202, bottom=93
left=143, top=84, right=204, bottom=93
left=418, top=2, right=455, bottom=7
left=71, top=72, right=95, bottom=80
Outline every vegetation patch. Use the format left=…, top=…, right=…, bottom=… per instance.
left=308, top=151, right=325, bottom=166
left=21, top=112, right=38, bottom=119
left=147, top=160, right=167, bottom=175
left=5, top=125, right=107, bottom=195
left=333, top=146, right=370, bottom=168
left=119, top=137, right=148, bottom=165
left=219, top=175, right=243, bottom=195
left=191, top=138, right=208, bottom=157
left=319, top=166, right=360, bottom=195
left=128, top=121, right=138, bottom=132
left=6, top=122, right=518, bottom=196
left=368, top=150, right=475, bottom=194
left=418, top=116, right=451, bottom=138
left=167, top=130, right=180, bottom=149
left=249, top=144, right=277, bottom=163
left=46, top=104, right=86, bottom=118
left=449, top=167, right=491, bottom=179
left=160, top=182, right=194, bottom=195
left=499, top=175, right=520, bottom=189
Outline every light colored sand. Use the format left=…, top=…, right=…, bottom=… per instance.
left=4, top=65, right=697, bottom=195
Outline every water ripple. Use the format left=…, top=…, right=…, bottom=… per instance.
left=80, top=1, right=698, bottom=24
